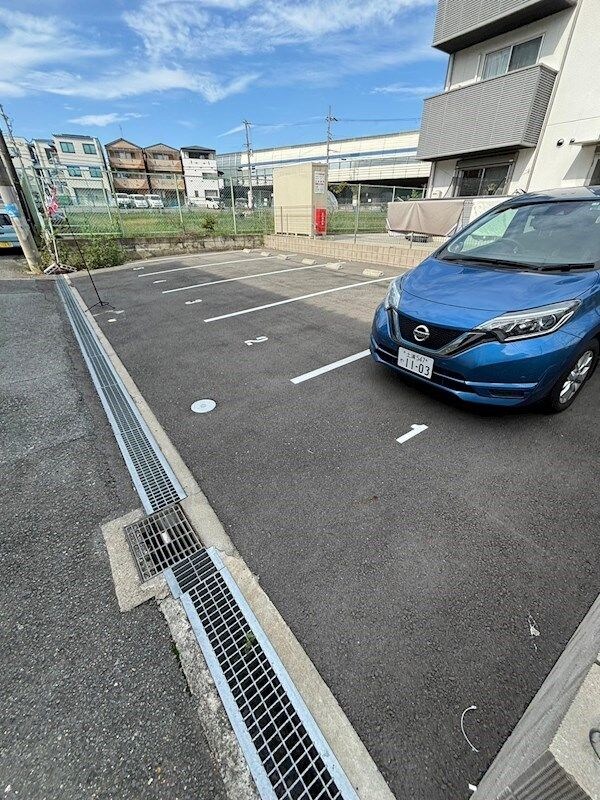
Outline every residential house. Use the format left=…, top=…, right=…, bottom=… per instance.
left=46, top=134, right=112, bottom=205
left=180, top=146, right=220, bottom=206
left=105, top=138, right=149, bottom=195
left=143, top=143, right=184, bottom=205
left=418, top=0, right=599, bottom=197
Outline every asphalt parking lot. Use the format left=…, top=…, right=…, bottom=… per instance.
left=73, top=249, right=600, bottom=799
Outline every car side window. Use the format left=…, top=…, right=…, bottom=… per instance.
left=0, top=213, right=11, bottom=226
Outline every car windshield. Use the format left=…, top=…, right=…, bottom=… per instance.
left=440, top=200, right=600, bottom=269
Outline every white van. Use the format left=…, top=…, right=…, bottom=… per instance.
left=131, top=194, right=149, bottom=208
left=146, top=194, right=164, bottom=208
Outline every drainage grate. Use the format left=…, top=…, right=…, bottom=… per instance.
left=166, top=548, right=358, bottom=800
left=125, top=504, right=202, bottom=580
left=57, top=278, right=185, bottom=513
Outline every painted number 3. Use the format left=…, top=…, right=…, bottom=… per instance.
left=245, top=336, right=268, bottom=346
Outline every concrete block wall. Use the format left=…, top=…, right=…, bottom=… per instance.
left=476, top=593, right=600, bottom=799
left=264, top=234, right=436, bottom=269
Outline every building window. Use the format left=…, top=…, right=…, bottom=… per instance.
left=115, top=151, right=133, bottom=160
left=455, top=163, right=512, bottom=197
left=151, top=153, right=170, bottom=160
left=83, top=143, right=97, bottom=155
left=482, top=36, right=542, bottom=80
left=89, top=167, right=102, bottom=178
left=202, top=172, right=218, bottom=180
left=59, top=141, right=76, bottom=153
left=67, top=166, right=82, bottom=177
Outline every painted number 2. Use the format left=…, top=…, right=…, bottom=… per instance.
left=245, top=336, right=268, bottom=346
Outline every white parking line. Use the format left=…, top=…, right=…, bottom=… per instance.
left=204, top=275, right=397, bottom=323
left=143, top=255, right=277, bottom=277
left=290, top=350, right=371, bottom=384
left=162, top=262, right=326, bottom=295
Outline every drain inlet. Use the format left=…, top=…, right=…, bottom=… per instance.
left=125, top=503, right=202, bottom=581
left=166, top=548, right=358, bottom=800
left=57, top=278, right=185, bottom=513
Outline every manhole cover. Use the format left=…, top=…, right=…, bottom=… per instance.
left=191, top=399, right=216, bottom=413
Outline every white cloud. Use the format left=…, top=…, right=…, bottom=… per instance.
left=0, top=8, right=111, bottom=95
left=68, top=112, right=145, bottom=127
left=21, top=66, right=258, bottom=103
left=371, top=82, right=440, bottom=96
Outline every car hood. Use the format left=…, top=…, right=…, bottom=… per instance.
left=403, top=256, right=599, bottom=313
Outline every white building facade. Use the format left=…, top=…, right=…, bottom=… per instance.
left=180, top=146, right=220, bottom=206
left=419, top=0, right=600, bottom=197
left=20, top=134, right=113, bottom=206
left=218, top=131, right=430, bottom=191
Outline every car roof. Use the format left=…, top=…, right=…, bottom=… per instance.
left=497, top=185, right=600, bottom=209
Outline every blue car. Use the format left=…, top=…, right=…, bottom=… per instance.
left=371, top=187, right=600, bottom=412
left=0, top=209, right=19, bottom=250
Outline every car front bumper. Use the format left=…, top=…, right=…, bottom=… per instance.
left=370, top=303, right=583, bottom=407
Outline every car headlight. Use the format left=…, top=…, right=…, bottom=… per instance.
left=476, top=300, right=580, bottom=341
left=384, top=278, right=402, bottom=310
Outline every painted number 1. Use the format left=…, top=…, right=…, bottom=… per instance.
left=245, top=336, right=268, bottom=346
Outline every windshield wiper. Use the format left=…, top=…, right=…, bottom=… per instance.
left=440, top=254, right=524, bottom=268
left=533, top=262, right=596, bottom=272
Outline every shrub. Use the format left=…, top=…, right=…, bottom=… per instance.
left=201, top=214, right=218, bottom=235
left=82, top=238, right=125, bottom=269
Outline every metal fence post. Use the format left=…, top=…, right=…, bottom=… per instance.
left=229, top=177, right=237, bottom=235
left=353, top=184, right=361, bottom=244
left=392, top=186, right=396, bottom=203
left=174, top=173, right=185, bottom=231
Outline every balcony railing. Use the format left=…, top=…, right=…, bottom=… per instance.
left=108, top=155, right=145, bottom=171
left=113, top=176, right=150, bottom=192
left=433, top=0, right=576, bottom=53
left=149, top=175, right=185, bottom=190
left=417, top=65, right=557, bottom=161
left=145, top=157, right=183, bottom=173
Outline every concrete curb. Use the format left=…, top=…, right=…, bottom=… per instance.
left=66, top=277, right=395, bottom=800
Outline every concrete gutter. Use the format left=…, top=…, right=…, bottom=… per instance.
left=67, top=277, right=395, bottom=800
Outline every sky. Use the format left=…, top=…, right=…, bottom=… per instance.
left=1, top=0, right=447, bottom=154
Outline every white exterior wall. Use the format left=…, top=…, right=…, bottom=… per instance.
left=527, top=0, right=600, bottom=190
left=448, top=10, right=572, bottom=89
left=222, top=131, right=430, bottom=185
left=51, top=135, right=112, bottom=204
left=426, top=0, right=600, bottom=197
left=181, top=150, right=220, bottom=206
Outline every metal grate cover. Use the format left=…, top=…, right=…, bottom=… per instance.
left=166, top=549, right=358, bottom=800
left=57, top=278, right=185, bottom=513
left=125, top=504, right=201, bottom=580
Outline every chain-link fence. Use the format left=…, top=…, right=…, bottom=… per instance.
left=16, top=166, right=429, bottom=243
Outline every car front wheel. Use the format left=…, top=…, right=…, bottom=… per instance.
left=546, top=340, right=599, bottom=412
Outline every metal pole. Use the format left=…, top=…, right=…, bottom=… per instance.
left=0, top=134, right=41, bottom=271
left=243, top=120, right=254, bottom=210
left=325, top=105, right=338, bottom=174
left=392, top=186, right=396, bottom=203
left=353, top=184, right=361, bottom=245
left=174, top=173, right=185, bottom=231
left=229, top=177, right=237, bottom=235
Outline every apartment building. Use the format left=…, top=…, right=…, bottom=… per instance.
left=43, top=134, right=112, bottom=205
left=105, top=138, right=149, bottom=194
left=144, top=143, right=185, bottom=203
left=180, top=146, right=220, bottom=207
left=418, top=0, right=599, bottom=197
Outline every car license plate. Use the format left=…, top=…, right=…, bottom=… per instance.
left=0, top=241, right=12, bottom=247
left=397, top=347, right=434, bottom=379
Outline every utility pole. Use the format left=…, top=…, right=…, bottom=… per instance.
left=0, top=129, right=41, bottom=271
left=325, top=105, right=338, bottom=171
left=243, top=120, right=254, bottom=210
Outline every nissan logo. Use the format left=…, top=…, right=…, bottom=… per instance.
left=413, top=324, right=430, bottom=343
